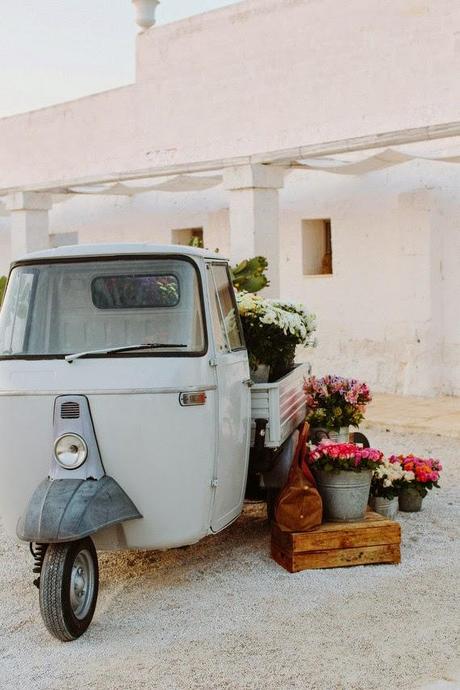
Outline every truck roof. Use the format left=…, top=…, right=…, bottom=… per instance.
left=15, top=243, right=226, bottom=263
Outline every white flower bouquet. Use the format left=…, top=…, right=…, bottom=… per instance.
left=371, top=457, right=415, bottom=500
left=236, top=291, right=316, bottom=381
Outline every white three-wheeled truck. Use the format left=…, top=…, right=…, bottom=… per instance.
left=0, top=244, right=307, bottom=640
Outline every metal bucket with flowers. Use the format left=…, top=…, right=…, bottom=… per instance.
left=388, top=455, right=442, bottom=512
left=370, top=457, right=415, bottom=519
left=307, top=441, right=384, bottom=522
left=304, top=375, right=372, bottom=442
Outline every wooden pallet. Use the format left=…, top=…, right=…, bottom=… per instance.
left=271, top=511, right=401, bottom=572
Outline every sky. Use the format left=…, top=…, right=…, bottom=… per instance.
left=0, top=0, right=240, bottom=118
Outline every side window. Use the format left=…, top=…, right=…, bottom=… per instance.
left=208, top=264, right=244, bottom=352
left=0, top=271, right=35, bottom=354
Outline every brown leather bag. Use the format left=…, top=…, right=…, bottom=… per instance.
left=274, top=422, right=323, bottom=532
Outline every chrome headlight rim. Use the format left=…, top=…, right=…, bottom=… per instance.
left=54, top=433, right=88, bottom=470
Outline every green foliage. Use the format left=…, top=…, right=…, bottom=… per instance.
left=242, top=318, right=297, bottom=381
left=0, top=276, right=6, bottom=304
left=230, top=256, right=269, bottom=293
left=188, top=236, right=204, bottom=248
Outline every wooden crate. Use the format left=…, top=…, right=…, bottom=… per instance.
left=271, top=511, right=401, bottom=572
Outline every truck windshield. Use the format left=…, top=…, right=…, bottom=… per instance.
left=0, top=258, right=206, bottom=358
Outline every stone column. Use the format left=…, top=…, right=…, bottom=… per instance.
left=5, top=192, right=53, bottom=259
left=223, top=164, right=285, bottom=297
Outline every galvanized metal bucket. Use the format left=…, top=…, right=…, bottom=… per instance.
left=327, top=426, right=350, bottom=443
left=399, top=488, right=424, bottom=512
left=369, top=495, right=399, bottom=520
left=314, top=469, right=372, bottom=522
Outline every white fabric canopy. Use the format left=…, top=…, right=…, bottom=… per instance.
left=294, top=147, right=460, bottom=174
left=2, top=145, right=460, bottom=209
left=65, top=147, right=460, bottom=196
left=67, top=174, right=223, bottom=196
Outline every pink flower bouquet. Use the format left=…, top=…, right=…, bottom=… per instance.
left=308, top=441, right=384, bottom=473
left=389, top=454, right=442, bottom=497
left=304, top=375, right=372, bottom=431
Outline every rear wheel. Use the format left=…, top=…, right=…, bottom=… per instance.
left=39, top=537, right=99, bottom=641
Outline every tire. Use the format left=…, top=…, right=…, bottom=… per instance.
left=39, top=537, right=99, bottom=641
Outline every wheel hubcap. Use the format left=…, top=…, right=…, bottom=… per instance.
left=70, top=549, right=95, bottom=620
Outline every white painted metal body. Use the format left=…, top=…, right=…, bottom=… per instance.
left=250, top=363, right=309, bottom=449
left=0, top=244, right=252, bottom=550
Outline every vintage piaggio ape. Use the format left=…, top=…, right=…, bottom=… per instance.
left=0, top=244, right=307, bottom=640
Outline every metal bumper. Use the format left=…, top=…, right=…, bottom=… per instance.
left=17, top=476, right=142, bottom=543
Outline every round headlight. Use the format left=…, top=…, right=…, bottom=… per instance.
left=54, top=434, right=88, bottom=470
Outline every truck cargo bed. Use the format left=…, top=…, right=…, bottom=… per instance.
left=250, top=363, right=309, bottom=449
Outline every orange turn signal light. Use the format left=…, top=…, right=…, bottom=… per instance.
left=179, top=391, right=207, bottom=406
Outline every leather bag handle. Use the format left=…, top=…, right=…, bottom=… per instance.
left=293, top=421, right=310, bottom=468
left=297, top=421, right=317, bottom=485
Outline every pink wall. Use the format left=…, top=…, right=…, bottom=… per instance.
left=0, top=0, right=459, bottom=190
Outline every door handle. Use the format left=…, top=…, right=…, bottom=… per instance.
left=242, top=378, right=253, bottom=387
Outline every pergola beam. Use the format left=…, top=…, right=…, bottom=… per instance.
left=1, top=120, right=460, bottom=195
left=264, top=120, right=460, bottom=165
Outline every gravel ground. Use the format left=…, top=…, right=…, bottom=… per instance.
left=0, top=429, right=459, bottom=690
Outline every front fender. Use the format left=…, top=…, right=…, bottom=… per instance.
left=17, top=477, right=142, bottom=543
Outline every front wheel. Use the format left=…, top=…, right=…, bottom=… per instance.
left=39, top=537, right=99, bottom=641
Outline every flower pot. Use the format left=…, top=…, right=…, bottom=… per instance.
left=314, top=469, right=373, bottom=522
left=369, top=496, right=399, bottom=520
left=251, top=364, right=270, bottom=383
left=269, top=356, right=295, bottom=383
left=327, top=426, right=350, bottom=443
left=399, top=488, right=424, bottom=512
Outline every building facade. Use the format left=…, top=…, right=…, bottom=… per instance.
left=0, top=0, right=459, bottom=396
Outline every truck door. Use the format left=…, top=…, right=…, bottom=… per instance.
left=206, top=262, right=251, bottom=532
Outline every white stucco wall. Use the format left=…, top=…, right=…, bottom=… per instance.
left=0, top=0, right=458, bottom=398
left=2, top=159, right=458, bottom=397
left=0, top=0, right=459, bottom=190
left=276, top=163, right=460, bottom=397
